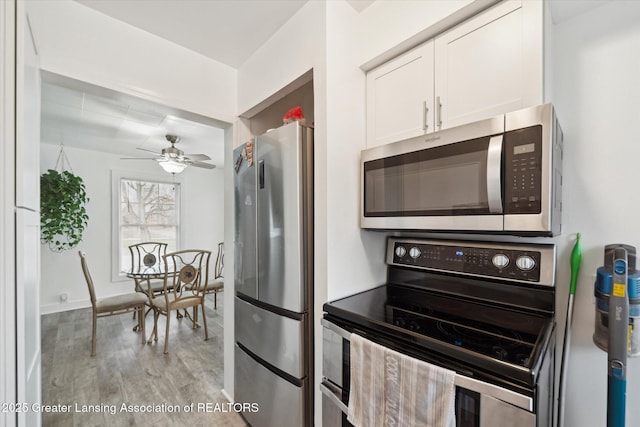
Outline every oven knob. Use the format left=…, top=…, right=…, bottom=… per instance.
left=516, top=255, right=536, bottom=271
left=395, top=246, right=407, bottom=258
left=409, top=247, right=422, bottom=259
left=492, top=254, right=510, bottom=269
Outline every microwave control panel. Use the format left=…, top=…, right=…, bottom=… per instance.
left=503, top=125, right=542, bottom=214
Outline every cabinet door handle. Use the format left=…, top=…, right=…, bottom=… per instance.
left=436, top=96, right=443, bottom=128
left=422, top=101, right=429, bottom=131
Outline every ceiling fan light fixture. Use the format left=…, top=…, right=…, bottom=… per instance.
left=123, top=134, right=213, bottom=172
left=158, top=159, right=187, bottom=174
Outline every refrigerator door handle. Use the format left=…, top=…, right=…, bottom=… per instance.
left=259, top=160, right=265, bottom=189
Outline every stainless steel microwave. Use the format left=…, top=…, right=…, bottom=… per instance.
left=361, top=103, right=563, bottom=236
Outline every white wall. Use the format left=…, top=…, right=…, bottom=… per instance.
left=1, top=1, right=18, bottom=423
left=27, top=0, right=237, bottom=123
left=40, top=143, right=225, bottom=314
left=28, top=0, right=230, bottom=314
left=356, top=0, right=474, bottom=65
left=232, top=0, right=327, bottom=411
left=552, top=2, right=640, bottom=425
left=234, top=1, right=481, bottom=424
left=322, top=0, right=486, bottom=300
left=325, top=1, right=388, bottom=301
left=26, top=0, right=235, bottom=414
left=237, top=2, right=324, bottom=115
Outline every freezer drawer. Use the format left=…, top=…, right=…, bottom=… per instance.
left=235, top=296, right=305, bottom=378
left=235, top=344, right=306, bottom=427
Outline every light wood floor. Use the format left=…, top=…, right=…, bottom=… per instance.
left=41, top=295, right=247, bottom=427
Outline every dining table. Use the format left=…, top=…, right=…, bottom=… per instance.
left=125, top=264, right=167, bottom=282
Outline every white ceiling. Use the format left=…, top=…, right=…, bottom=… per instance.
left=41, top=78, right=226, bottom=167
left=41, top=0, right=321, bottom=167
left=72, top=0, right=607, bottom=65
left=74, top=0, right=310, bottom=69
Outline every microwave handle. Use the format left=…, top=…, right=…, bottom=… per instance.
left=487, top=135, right=503, bottom=214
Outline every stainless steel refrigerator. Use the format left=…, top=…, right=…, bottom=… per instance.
left=234, top=121, right=313, bottom=426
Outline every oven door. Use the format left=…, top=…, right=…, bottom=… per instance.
left=360, top=114, right=505, bottom=232
left=321, top=319, right=536, bottom=427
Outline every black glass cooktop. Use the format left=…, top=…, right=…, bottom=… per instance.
left=324, top=283, right=554, bottom=386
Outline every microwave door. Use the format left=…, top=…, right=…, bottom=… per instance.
left=361, top=135, right=504, bottom=232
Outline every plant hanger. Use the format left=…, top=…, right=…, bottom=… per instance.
left=54, top=142, right=74, bottom=173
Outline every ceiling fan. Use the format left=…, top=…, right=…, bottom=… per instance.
left=121, top=135, right=216, bottom=174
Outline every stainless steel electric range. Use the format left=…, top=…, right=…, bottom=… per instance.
left=322, top=237, right=556, bottom=427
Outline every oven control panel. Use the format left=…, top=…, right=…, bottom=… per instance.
left=387, top=238, right=556, bottom=285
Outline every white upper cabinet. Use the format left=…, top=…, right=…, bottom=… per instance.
left=366, top=0, right=542, bottom=147
left=366, top=41, right=434, bottom=148
left=435, top=0, right=542, bottom=129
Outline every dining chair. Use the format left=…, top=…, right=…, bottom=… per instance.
left=189, top=242, right=224, bottom=325
left=150, top=249, right=211, bottom=354
left=79, top=251, right=147, bottom=357
left=128, top=241, right=168, bottom=296
left=205, top=242, right=224, bottom=309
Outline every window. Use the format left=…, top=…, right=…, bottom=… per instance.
left=116, top=177, right=180, bottom=275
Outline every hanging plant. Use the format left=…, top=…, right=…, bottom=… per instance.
left=40, top=145, right=90, bottom=252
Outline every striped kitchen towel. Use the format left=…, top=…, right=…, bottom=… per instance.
left=347, top=333, right=456, bottom=427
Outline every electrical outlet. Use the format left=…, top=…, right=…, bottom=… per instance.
left=60, top=293, right=68, bottom=303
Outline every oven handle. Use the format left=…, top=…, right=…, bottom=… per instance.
left=320, top=379, right=349, bottom=415
left=487, top=135, right=503, bottom=214
left=322, top=318, right=533, bottom=412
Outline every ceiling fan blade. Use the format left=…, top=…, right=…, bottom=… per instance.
left=120, top=157, right=156, bottom=160
left=137, top=147, right=162, bottom=155
left=188, top=160, right=216, bottom=169
left=183, top=153, right=211, bottom=161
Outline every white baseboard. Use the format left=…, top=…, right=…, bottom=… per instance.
left=40, top=299, right=91, bottom=315
left=221, top=389, right=234, bottom=404
left=40, top=287, right=145, bottom=315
